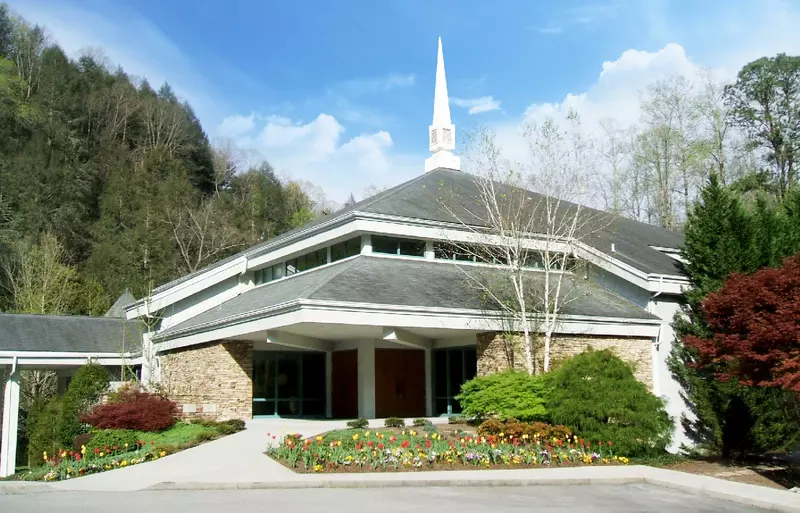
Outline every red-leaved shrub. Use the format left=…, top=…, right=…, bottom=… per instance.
left=81, top=390, right=178, bottom=432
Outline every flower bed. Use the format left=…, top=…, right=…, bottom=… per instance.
left=13, top=420, right=245, bottom=482
left=33, top=442, right=167, bottom=481
left=266, top=428, right=629, bottom=473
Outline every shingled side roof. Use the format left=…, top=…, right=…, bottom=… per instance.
left=0, top=313, right=146, bottom=353
left=157, top=255, right=659, bottom=340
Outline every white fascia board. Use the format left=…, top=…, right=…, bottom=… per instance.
left=126, top=256, right=247, bottom=319
left=155, top=300, right=661, bottom=352
left=247, top=217, right=363, bottom=270
left=132, top=210, right=688, bottom=320
left=0, top=352, right=140, bottom=367
left=353, top=214, right=688, bottom=293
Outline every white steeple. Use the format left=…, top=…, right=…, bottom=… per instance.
left=425, top=37, right=460, bottom=173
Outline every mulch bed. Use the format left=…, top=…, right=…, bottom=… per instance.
left=663, top=457, right=800, bottom=490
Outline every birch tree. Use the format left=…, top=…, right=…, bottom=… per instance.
left=440, top=113, right=606, bottom=374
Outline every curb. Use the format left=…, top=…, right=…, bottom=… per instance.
left=0, top=483, right=57, bottom=496
left=144, top=471, right=800, bottom=512
left=147, top=476, right=644, bottom=491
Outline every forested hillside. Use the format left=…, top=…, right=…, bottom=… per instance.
left=0, top=5, right=321, bottom=314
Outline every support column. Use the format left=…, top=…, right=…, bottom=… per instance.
left=357, top=341, right=376, bottom=418
left=1, top=365, right=20, bottom=478
left=424, top=240, right=435, bottom=261
left=360, top=234, right=372, bottom=255
left=325, top=350, right=333, bottom=418
left=424, top=347, right=433, bottom=417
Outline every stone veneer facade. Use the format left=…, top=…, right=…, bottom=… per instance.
left=159, top=340, right=253, bottom=420
left=476, top=332, right=654, bottom=389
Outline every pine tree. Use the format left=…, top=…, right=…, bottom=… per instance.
left=671, top=173, right=800, bottom=456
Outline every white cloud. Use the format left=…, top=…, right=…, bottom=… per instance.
left=217, top=114, right=255, bottom=139
left=451, top=96, right=502, bottom=115
left=233, top=114, right=421, bottom=202
left=337, top=73, right=416, bottom=96
left=520, top=43, right=710, bottom=130
left=531, top=2, right=620, bottom=34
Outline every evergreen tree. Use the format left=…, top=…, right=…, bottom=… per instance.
left=671, top=173, right=800, bottom=456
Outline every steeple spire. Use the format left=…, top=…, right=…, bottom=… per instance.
left=432, top=37, right=451, bottom=127
left=425, top=37, right=460, bottom=173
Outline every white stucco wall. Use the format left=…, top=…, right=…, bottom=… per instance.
left=648, top=295, right=693, bottom=452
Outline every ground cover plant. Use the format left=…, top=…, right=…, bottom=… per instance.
left=266, top=426, right=628, bottom=473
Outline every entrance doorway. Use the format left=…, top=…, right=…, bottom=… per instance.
left=252, top=351, right=325, bottom=417
left=375, top=348, right=425, bottom=418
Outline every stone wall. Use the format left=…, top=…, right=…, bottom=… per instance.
left=159, top=340, right=253, bottom=420
left=476, top=332, right=653, bottom=389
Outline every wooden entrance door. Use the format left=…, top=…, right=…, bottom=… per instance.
left=332, top=350, right=358, bottom=418
left=375, top=349, right=425, bottom=418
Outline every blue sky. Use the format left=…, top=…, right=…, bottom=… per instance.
left=10, top=0, right=800, bottom=201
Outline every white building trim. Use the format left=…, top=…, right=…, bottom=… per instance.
left=152, top=299, right=661, bottom=353
left=127, top=210, right=688, bottom=322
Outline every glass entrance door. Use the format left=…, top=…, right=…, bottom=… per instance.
left=433, top=346, right=477, bottom=415
left=252, top=351, right=326, bottom=417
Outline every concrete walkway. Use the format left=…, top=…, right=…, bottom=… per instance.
left=48, top=418, right=442, bottom=492
left=2, top=418, right=798, bottom=512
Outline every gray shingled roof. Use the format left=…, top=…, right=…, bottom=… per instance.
left=151, top=168, right=685, bottom=296
left=158, top=255, right=659, bottom=339
left=0, top=313, right=146, bottom=353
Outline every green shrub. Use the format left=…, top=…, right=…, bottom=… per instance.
left=223, top=419, right=246, bottom=432
left=27, top=398, right=62, bottom=468
left=384, top=417, right=405, bottom=428
left=85, top=429, right=140, bottom=454
left=194, top=430, right=219, bottom=443
left=456, top=371, right=549, bottom=422
left=448, top=415, right=467, bottom=424
left=346, top=418, right=369, bottom=429
left=546, top=349, right=673, bottom=457
left=58, top=363, right=110, bottom=446
left=423, top=422, right=439, bottom=434
left=412, top=418, right=428, bottom=427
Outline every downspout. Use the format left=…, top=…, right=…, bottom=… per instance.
left=9, top=355, right=17, bottom=375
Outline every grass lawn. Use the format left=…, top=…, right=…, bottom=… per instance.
left=132, top=422, right=218, bottom=448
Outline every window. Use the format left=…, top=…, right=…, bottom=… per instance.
left=434, top=242, right=480, bottom=262
left=254, top=262, right=285, bottom=285
left=286, top=248, right=328, bottom=276
left=433, top=346, right=477, bottom=416
left=372, top=235, right=425, bottom=257
left=331, top=236, right=361, bottom=262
